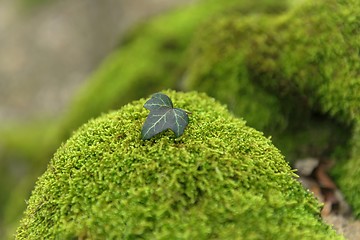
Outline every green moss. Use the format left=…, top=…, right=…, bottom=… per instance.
left=0, top=120, right=61, bottom=238
left=185, top=0, right=359, bottom=129
left=2, top=0, right=292, bottom=236
left=4, top=0, right=360, bottom=235
left=16, top=91, right=341, bottom=239
left=183, top=0, right=360, bottom=215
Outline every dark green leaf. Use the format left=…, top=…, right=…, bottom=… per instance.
left=141, top=93, right=189, bottom=140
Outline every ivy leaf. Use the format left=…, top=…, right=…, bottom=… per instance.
left=141, top=93, right=189, bottom=140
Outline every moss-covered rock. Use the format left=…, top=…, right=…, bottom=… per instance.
left=5, top=0, right=360, bottom=236
left=16, top=91, right=341, bottom=239
left=2, top=0, right=291, bottom=235
left=183, top=0, right=360, bottom=216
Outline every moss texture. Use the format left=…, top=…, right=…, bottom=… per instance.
left=183, top=0, right=360, bottom=216
left=16, top=91, right=342, bottom=239
left=1, top=0, right=290, bottom=236
left=4, top=0, right=360, bottom=237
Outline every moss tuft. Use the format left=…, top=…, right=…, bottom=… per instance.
left=183, top=0, right=360, bottom=216
left=16, top=91, right=341, bottom=239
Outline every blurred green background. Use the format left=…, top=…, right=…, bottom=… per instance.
left=0, top=0, right=359, bottom=238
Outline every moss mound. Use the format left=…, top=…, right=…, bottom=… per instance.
left=16, top=91, right=341, bottom=239
left=2, top=0, right=292, bottom=236
left=2, top=0, right=290, bottom=235
left=184, top=0, right=360, bottom=215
